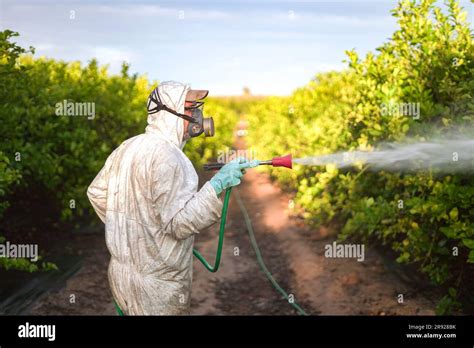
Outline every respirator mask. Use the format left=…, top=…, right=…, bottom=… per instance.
left=185, top=101, right=215, bottom=138
left=147, top=88, right=215, bottom=138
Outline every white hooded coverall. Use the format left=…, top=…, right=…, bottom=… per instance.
left=87, top=81, right=223, bottom=315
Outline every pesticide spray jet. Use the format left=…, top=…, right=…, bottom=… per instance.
left=293, top=139, right=474, bottom=173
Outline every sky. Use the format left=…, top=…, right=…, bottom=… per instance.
left=0, top=0, right=472, bottom=95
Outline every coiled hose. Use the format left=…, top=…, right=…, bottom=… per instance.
left=192, top=188, right=232, bottom=272
left=194, top=188, right=308, bottom=315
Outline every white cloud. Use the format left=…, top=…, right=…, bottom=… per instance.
left=34, top=43, right=56, bottom=51
left=95, top=5, right=231, bottom=20
left=86, top=46, right=138, bottom=72
left=312, top=63, right=345, bottom=72
left=271, top=12, right=394, bottom=28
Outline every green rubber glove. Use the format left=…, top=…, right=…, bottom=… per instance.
left=210, top=158, right=260, bottom=196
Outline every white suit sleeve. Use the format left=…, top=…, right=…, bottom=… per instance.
left=87, top=148, right=119, bottom=223
left=87, top=165, right=108, bottom=223
left=154, top=162, right=223, bottom=240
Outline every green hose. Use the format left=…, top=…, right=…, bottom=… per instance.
left=115, top=185, right=308, bottom=315
left=193, top=186, right=308, bottom=315
left=233, top=188, right=308, bottom=316
left=192, top=188, right=232, bottom=272
left=114, top=300, right=124, bottom=316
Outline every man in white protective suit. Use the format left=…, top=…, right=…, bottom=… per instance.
left=87, top=81, right=257, bottom=315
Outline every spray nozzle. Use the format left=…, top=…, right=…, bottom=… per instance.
left=266, top=154, right=293, bottom=169
left=203, top=154, right=293, bottom=171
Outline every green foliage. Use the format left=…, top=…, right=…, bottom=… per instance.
left=0, top=257, right=58, bottom=273
left=436, top=287, right=461, bottom=314
left=247, top=0, right=473, bottom=312
left=0, top=30, right=237, bottom=272
left=0, top=153, right=20, bottom=218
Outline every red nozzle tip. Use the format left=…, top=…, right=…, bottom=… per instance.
left=271, top=154, right=292, bottom=169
